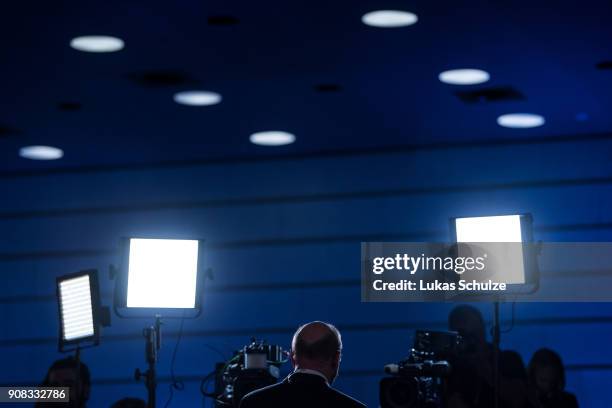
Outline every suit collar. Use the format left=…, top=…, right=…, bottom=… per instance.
left=287, top=369, right=329, bottom=386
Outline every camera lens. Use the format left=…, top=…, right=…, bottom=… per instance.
left=380, top=377, right=419, bottom=408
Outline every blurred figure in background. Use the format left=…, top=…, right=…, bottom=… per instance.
left=499, top=350, right=534, bottom=408
left=447, top=305, right=494, bottom=408
left=448, top=305, right=490, bottom=355
left=446, top=305, right=535, bottom=408
left=527, top=348, right=578, bottom=408
left=35, top=356, right=90, bottom=408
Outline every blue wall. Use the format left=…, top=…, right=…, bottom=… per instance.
left=1, top=136, right=612, bottom=407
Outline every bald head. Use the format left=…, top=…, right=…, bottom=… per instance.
left=292, top=321, right=342, bottom=361
left=290, top=321, right=342, bottom=382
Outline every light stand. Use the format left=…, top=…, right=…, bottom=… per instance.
left=74, top=346, right=82, bottom=408
left=450, top=214, right=538, bottom=408
left=113, top=238, right=207, bottom=408
left=492, top=299, right=501, bottom=408
left=135, top=315, right=163, bottom=408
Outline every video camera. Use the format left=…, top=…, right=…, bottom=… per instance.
left=208, top=338, right=287, bottom=408
left=380, top=330, right=462, bottom=408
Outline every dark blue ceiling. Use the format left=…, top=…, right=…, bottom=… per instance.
left=1, top=0, right=612, bottom=171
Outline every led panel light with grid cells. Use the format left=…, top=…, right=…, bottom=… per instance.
left=59, top=275, right=95, bottom=341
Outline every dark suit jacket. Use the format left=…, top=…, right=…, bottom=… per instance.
left=240, top=372, right=366, bottom=408
left=539, top=391, right=579, bottom=408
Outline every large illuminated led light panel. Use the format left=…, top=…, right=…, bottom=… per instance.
left=455, top=215, right=523, bottom=243
left=126, top=238, right=199, bottom=308
left=453, top=215, right=526, bottom=284
left=58, top=274, right=95, bottom=342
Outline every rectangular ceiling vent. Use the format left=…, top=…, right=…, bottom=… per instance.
left=596, top=61, right=612, bottom=70
left=0, top=125, right=21, bottom=138
left=455, top=86, right=525, bottom=104
left=126, top=70, right=198, bottom=88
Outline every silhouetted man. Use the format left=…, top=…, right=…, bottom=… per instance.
left=447, top=305, right=494, bottom=408
left=240, top=321, right=366, bottom=408
left=447, top=305, right=537, bottom=408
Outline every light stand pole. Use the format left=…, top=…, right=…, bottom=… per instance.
left=492, top=299, right=501, bottom=408
left=135, top=315, right=162, bottom=408
left=74, top=346, right=81, bottom=408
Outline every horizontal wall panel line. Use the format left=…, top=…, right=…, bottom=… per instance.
left=3, top=363, right=609, bottom=387
left=3, top=176, right=612, bottom=220
left=0, top=279, right=362, bottom=304
left=0, top=232, right=430, bottom=261
left=2, top=221, right=612, bottom=261
left=0, top=248, right=115, bottom=261
left=2, top=269, right=610, bottom=305
left=2, top=316, right=612, bottom=348
left=210, top=279, right=360, bottom=292
left=212, top=231, right=437, bottom=249
left=2, top=132, right=612, bottom=180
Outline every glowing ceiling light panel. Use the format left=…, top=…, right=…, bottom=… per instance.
left=19, top=145, right=64, bottom=160
left=497, top=113, right=545, bottom=128
left=70, top=36, right=125, bottom=53
left=438, top=69, right=490, bottom=85
left=249, top=131, right=296, bottom=146
left=173, top=91, right=222, bottom=106
left=362, top=10, right=418, bottom=28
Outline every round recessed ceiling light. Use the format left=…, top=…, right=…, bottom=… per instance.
left=361, top=10, right=418, bottom=28
left=19, top=145, right=64, bottom=160
left=497, top=113, right=545, bottom=128
left=70, top=35, right=125, bottom=53
left=249, top=131, right=295, bottom=146
left=439, top=69, right=490, bottom=85
left=173, top=91, right=222, bottom=106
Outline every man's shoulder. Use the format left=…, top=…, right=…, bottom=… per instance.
left=240, top=380, right=366, bottom=408
left=240, top=382, right=287, bottom=407
left=327, top=386, right=367, bottom=408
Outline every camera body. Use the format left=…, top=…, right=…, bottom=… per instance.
left=380, top=330, right=462, bottom=408
left=215, top=339, right=286, bottom=408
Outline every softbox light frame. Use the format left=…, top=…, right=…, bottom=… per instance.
left=449, top=213, right=539, bottom=292
left=114, top=237, right=205, bottom=319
